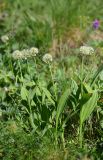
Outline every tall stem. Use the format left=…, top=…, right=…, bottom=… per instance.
left=34, top=58, right=39, bottom=82
left=79, top=124, right=83, bottom=148
left=49, top=63, right=57, bottom=101
left=81, top=56, right=84, bottom=96
left=18, top=60, right=23, bottom=82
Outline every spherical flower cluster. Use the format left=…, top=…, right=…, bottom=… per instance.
left=29, top=47, right=39, bottom=56
left=12, top=50, right=24, bottom=60
left=12, top=47, right=39, bottom=60
left=42, top=54, right=53, bottom=63
left=80, top=46, right=94, bottom=55
left=1, top=35, right=9, bottom=43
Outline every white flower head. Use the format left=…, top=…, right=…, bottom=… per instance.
left=1, top=35, right=9, bottom=43
left=21, top=49, right=30, bottom=59
left=12, top=50, right=23, bottom=60
left=12, top=47, right=39, bottom=60
left=29, top=47, right=39, bottom=57
left=80, top=46, right=94, bottom=55
left=42, top=54, right=53, bottom=63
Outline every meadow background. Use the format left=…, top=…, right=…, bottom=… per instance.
left=0, top=0, right=103, bottom=159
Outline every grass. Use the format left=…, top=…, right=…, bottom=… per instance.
left=0, top=0, right=103, bottom=159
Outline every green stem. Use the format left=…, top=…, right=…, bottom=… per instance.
left=61, top=130, right=65, bottom=148
left=49, top=63, right=57, bottom=101
left=34, top=58, right=39, bottom=82
left=79, top=123, right=83, bottom=148
left=18, top=60, right=23, bottom=82
left=81, top=56, right=84, bottom=96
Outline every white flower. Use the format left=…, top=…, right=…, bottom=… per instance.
left=29, top=47, right=39, bottom=56
left=12, top=50, right=23, bottom=59
left=21, top=49, right=30, bottom=59
left=1, top=35, right=9, bottom=43
left=80, top=46, right=94, bottom=55
left=12, top=47, right=39, bottom=60
left=42, top=54, right=53, bottom=63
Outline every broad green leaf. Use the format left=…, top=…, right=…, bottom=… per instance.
left=56, top=88, right=70, bottom=129
left=21, top=86, right=28, bottom=101
left=80, top=91, right=98, bottom=125
left=83, top=83, right=93, bottom=93
left=42, top=91, right=46, bottom=105
left=31, top=100, right=36, bottom=106
left=91, top=64, right=103, bottom=85
left=35, top=86, right=41, bottom=96
left=71, top=79, right=78, bottom=95
left=29, top=113, right=37, bottom=131
left=0, top=89, right=6, bottom=101
left=28, top=89, right=35, bottom=104
left=79, top=91, right=98, bottom=147
left=100, top=120, right=103, bottom=129
left=99, top=71, right=103, bottom=80
left=42, top=87, right=55, bottom=105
